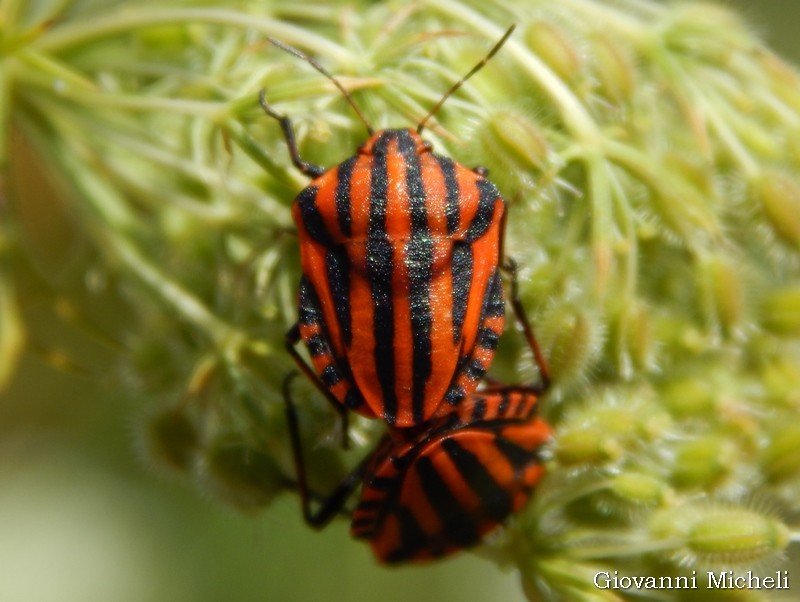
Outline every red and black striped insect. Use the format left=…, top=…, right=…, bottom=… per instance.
left=264, top=26, right=552, bottom=562
left=263, top=27, right=519, bottom=430
left=351, top=386, right=550, bottom=563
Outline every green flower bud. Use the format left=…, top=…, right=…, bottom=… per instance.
left=663, top=4, right=752, bottom=61
left=648, top=175, right=719, bottom=244
left=609, top=472, right=673, bottom=508
left=761, top=286, right=800, bottom=336
left=555, top=397, right=670, bottom=467
left=649, top=501, right=790, bottom=566
left=696, top=253, right=746, bottom=337
left=475, top=109, right=550, bottom=179
left=671, top=436, right=736, bottom=489
left=540, top=305, right=602, bottom=391
left=606, top=300, right=653, bottom=378
left=760, top=422, right=800, bottom=484
left=591, top=33, right=635, bottom=105
left=576, top=472, right=674, bottom=523
left=751, top=171, right=800, bottom=250
left=760, top=356, right=800, bottom=408
left=201, top=435, right=286, bottom=510
left=659, top=376, right=717, bottom=419
left=522, top=558, right=623, bottom=602
left=525, top=21, right=582, bottom=85
left=141, top=407, right=200, bottom=474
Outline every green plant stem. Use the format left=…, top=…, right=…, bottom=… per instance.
left=54, top=142, right=249, bottom=353
left=34, top=7, right=352, bottom=62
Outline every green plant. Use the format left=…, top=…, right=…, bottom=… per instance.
left=3, top=0, right=800, bottom=599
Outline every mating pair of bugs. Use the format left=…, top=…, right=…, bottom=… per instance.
left=264, top=26, right=551, bottom=563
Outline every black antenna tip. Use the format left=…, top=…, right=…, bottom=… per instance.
left=417, top=24, right=517, bottom=134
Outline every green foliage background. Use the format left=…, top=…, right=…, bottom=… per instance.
left=3, top=0, right=800, bottom=601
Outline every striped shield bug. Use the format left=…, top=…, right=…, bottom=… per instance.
left=263, top=26, right=520, bottom=429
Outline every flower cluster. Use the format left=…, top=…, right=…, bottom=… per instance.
left=3, top=0, right=799, bottom=599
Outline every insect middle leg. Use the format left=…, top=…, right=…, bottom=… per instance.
left=282, top=372, right=387, bottom=528
left=494, top=205, right=550, bottom=391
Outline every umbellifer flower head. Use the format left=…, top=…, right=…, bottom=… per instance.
left=3, top=0, right=800, bottom=599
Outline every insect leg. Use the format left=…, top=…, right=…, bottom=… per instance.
left=283, top=373, right=381, bottom=527
left=259, top=89, right=326, bottom=179
left=496, top=205, right=550, bottom=391
left=502, top=256, right=550, bottom=392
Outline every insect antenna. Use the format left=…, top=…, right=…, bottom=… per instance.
left=416, top=25, right=515, bottom=134
left=268, top=37, right=374, bottom=136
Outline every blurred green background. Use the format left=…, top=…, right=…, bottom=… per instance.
left=2, top=2, right=799, bottom=601
left=743, top=1, right=800, bottom=62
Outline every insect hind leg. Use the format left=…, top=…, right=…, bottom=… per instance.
left=282, top=372, right=377, bottom=528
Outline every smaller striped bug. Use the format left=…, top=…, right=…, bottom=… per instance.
left=284, top=381, right=550, bottom=563
left=351, top=387, right=550, bottom=563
